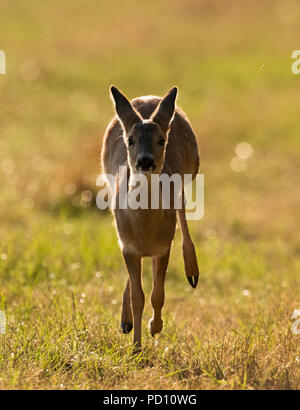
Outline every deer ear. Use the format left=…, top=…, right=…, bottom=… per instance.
left=110, top=86, right=141, bottom=133
left=151, top=87, right=177, bottom=133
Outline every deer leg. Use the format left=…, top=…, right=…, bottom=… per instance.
left=177, top=202, right=199, bottom=288
left=149, top=248, right=170, bottom=336
left=121, top=279, right=133, bottom=334
left=122, top=252, right=144, bottom=349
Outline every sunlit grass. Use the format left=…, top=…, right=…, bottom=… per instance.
left=0, top=0, right=299, bottom=389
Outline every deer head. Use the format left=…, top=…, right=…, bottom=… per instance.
left=110, top=86, right=177, bottom=174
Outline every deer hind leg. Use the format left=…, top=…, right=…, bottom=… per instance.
left=122, top=252, right=144, bottom=349
left=149, top=248, right=170, bottom=337
left=177, top=200, right=199, bottom=289
left=121, top=279, right=133, bottom=334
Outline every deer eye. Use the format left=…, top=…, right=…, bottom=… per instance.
left=128, top=137, right=134, bottom=146
left=158, top=137, right=165, bottom=146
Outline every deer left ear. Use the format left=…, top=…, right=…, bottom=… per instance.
left=151, top=87, right=177, bottom=133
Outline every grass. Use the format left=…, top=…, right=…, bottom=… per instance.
left=0, top=0, right=299, bottom=389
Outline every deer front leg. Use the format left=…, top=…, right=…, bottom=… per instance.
left=177, top=205, right=199, bottom=289
left=149, top=249, right=170, bottom=337
left=122, top=252, right=144, bottom=349
left=121, top=279, right=133, bottom=334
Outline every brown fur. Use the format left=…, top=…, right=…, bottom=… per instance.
left=101, top=86, right=200, bottom=349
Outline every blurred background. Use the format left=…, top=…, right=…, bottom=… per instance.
left=0, top=0, right=300, bottom=389
left=0, top=0, right=299, bottom=237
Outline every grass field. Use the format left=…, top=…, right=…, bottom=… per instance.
left=0, top=0, right=299, bottom=389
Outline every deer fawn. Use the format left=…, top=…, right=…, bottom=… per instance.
left=101, top=86, right=200, bottom=349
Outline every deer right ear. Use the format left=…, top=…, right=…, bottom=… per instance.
left=151, top=87, right=177, bottom=133
left=110, top=86, right=141, bottom=133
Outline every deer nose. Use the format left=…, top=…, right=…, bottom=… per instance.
left=137, top=156, right=155, bottom=171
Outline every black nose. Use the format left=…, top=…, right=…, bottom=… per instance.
left=137, top=156, right=154, bottom=171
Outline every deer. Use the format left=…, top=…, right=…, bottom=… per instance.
left=101, top=85, right=200, bottom=350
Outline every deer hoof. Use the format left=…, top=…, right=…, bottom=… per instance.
left=132, top=345, right=142, bottom=356
left=148, top=318, right=163, bottom=337
left=121, top=322, right=133, bottom=334
left=187, top=275, right=198, bottom=289
left=182, top=243, right=199, bottom=289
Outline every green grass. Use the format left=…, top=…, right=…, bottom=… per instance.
left=1, top=211, right=299, bottom=389
left=0, top=0, right=300, bottom=389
